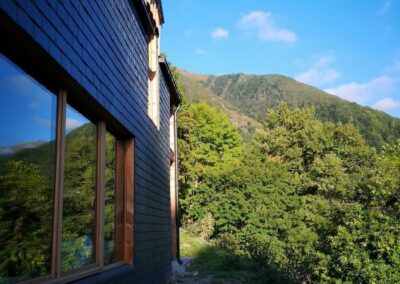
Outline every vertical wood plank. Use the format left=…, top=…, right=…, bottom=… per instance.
left=169, top=114, right=177, bottom=260
left=115, top=140, right=125, bottom=262
left=114, top=138, right=134, bottom=265
left=170, top=160, right=177, bottom=260
left=124, top=138, right=134, bottom=264
left=51, top=89, right=67, bottom=278
left=96, top=121, right=106, bottom=267
left=173, top=112, right=181, bottom=261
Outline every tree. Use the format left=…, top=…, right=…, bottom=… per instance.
left=177, top=101, right=243, bottom=225
left=0, top=160, right=53, bottom=280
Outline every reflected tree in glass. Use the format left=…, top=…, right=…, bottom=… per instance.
left=61, top=105, right=96, bottom=271
left=0, top=55, right=56, bottom=282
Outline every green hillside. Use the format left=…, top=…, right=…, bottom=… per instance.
left=178, top=70, right=400, bottom=149
left=177, top=69, right=262, bottom=137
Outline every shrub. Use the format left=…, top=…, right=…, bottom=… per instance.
left=217, top=234, right=239, bottom=253
left=185, top=213, right=215, bottom=241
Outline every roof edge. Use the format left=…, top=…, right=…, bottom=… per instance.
left=133, top=0, right=160, bottom=36
left=157, top=0, right=165, bottom=25
left=159, top=57, right=181, bottom=108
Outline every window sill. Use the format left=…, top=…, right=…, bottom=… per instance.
left=71, top=264, right=136, bottom=284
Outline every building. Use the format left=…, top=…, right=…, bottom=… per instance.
left=0, top=0, right=180, bottom=283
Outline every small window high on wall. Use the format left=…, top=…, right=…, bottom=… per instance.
left=0, top=53, right=134, bottom=283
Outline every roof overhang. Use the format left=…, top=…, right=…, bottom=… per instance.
left=159, top=57, right=181, bottom=108
left=156, top=0, right=165, bottom=25
left=133, top=0, right=164, bottom=36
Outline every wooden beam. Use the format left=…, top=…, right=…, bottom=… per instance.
left=52, top=89, right=67, bottom=278
left=96, top=121, right=106, bottom=267
left=124, top=138, right=134, bottom=264
left=115, top=140, right=125, bottom=262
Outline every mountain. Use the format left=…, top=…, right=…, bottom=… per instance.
left=177, top=69, right=262, bottom=137
left=177, top=69, right=400, bottom=149
left=0, top=141, right=45, bottom=156
left=0, top=124, right=95, bottom=179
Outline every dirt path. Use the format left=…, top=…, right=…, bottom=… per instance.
left=170, top=258, right=246, bottom=284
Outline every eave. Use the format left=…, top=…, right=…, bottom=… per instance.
left=132, top=0, right=161, bottom=36
left=159, top=56, right=181, bottom=108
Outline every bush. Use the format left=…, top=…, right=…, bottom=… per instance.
left=186, top=213, right=215, bottom=240
left=217, top=234, right=239, bottom=253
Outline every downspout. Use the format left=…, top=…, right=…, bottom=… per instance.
left=174, top=103, right=182, bottom=264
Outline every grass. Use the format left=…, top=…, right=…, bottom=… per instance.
left=180, top=228, right=208, bottom=257
left=179, top=229, right=265, bottom=283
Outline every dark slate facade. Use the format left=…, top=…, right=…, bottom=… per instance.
left=0, top=0, right=176, bottom=283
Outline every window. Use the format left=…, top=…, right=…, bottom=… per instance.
left=0, top=55, right=56, bottom=283
left=0, top=54, right=134, bottom=283
left=61, top=106, right=97, bottom=272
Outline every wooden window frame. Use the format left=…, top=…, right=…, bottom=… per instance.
left=15, top=89, right=135, bottom=284
left=146, top=0, right=162, bottom=129
left=148, top=33, right=160, bottom=129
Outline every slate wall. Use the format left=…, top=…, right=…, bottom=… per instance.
left=0, top=1, right=172, bottom=283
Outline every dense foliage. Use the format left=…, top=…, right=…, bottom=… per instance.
left=177, top=78, right=400, bottom=284
left=178, top=101, right=244, bottom=225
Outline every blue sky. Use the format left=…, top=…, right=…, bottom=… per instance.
left=162, top=0, right=400, bottom=117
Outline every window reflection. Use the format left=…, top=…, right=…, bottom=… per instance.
left=104, top=132, right=116, bottom=265
left=61, top=105, right=96, bottom=271
left=0, top=55, right=56, bottom=282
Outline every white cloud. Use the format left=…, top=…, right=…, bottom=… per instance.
left=195, top=49, right=208, bottom=56
left=373, top=97, right=400, bottom=111
left=211, top=28, right=229, bottom=39
left=0, top=147, right=13, bottom=156
left=296, top=53, right=341, bottom=86
left=325, top=76, right=397, bottom=104
left=29, top=101, right=39, bottom=109
left=378, top=0, right=391, bottom=15
left=237, top=11, right=297, bottom=44
left=33, top=117, right=53, bottom=129
left=66, top=118, right=84, bottom=132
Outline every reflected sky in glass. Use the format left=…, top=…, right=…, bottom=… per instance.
left=0, top=53, right=56, bottom=281
left=0, top=55, right=56, bottom=148
left=0, top=55, right=86, bottom=150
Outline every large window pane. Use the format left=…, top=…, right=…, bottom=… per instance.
left=104, top=132, right=116, bottom=265
left=61, top=105, right=96, bottom=272
left=0, top=55, right=56, bottom=282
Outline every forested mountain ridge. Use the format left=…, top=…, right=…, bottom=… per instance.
left=178, top=69, right=400, bottom=149
left=177, top=69, right=262, bottom=137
